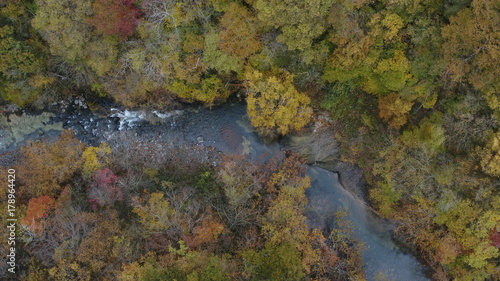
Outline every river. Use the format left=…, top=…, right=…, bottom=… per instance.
left=0, top=100, right=429, bottom=280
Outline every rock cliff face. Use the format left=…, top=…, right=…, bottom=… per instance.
left=282, top=115, right=340, bottom=169
left=283, top=114, right=367, bottom=200
left=333, top=162, right=367, bottom=200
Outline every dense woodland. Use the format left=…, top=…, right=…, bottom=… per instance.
left=0, top=0, right=499, bottom=280
left=1, top=132, right=366, bottom=280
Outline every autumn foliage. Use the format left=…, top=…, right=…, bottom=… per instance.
left=88, top=168, right=123, bottom=209
left=88, top=0, right=140, bottom=40
left=184, top=215, right=224, bottom=249
left=378, top=93, right=413, bottom=129
left=490, top=227, right=500, bottom=249
left=219, top=3, right=261, bottom=59
left=245, top=69, right=313, bottom=138
left=82, top=143, right=112, bottom=178
left=22, top=196, right=56, bottom=234
left=17, top=130, right=84, bottom=198
left=4, top=0, right=500, bottom=280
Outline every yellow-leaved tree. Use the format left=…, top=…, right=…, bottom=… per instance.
left=132, top=192, right=175, bottom=235
left=378, top=92, right=414, bottom=129
left=478, top=131, right=500, bottom=177
left=81, top=142, right=112, bottom=178
left=259, top=153, right=320, bottom=275
left=245, top=69, right=313, bottom=138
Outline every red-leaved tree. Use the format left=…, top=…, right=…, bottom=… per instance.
left=88, top=0, right=141, bottom=40
left=490, top=227, right=500, bottom=248
left=88, top=168, right=124, bottom=209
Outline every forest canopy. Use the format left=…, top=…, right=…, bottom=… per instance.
left=0, top=0, right=499, bottom=280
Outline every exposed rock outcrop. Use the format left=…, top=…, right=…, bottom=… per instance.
left=282, top=115, right=340, bottom=170
left=333, top=162, right=367, bottom=200
left=283, top=114, right=367, bottom=200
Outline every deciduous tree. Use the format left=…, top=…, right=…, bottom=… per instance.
left=49, top=211, right=128, bottom=280
left=32, top=0, right=93, bottom=62
left=81, top=143, right=112, bottom=178
left=478, top=131, right=500, bottom=177
left=378, top=92, right=414, bottom=129
left=441, top=0, right=500, bottom=109
left=259, top=153, right=320, bottom=274
left=217, top=155, right=263, bottom=229
left=21, top=196, right=56, bottom=234
left=87, top=0, right=141, bottom=40
left=242, top=242, right=305, bottom=281
left=253, top=0, right=334, bottom=51
left=0, top=1, right=53, bottom=106
left=401, top=115, right=445, bottom=157
left=132, top=192, right=174, bottom=235
left=328, top=211, right=365, bottom=280
left=245, top=69, right=312, bottom=138
left=219, top=2, right=261, bottom=60
left=434, top=199, right=500, bottom=278
left=87, top=168, right=124, bottom=209
left=185, top=215, right=224, bottom=249
left=18, top=130, right=85, bottom=197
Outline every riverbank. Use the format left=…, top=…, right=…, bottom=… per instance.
left=1, top=98, right=432, bottom=280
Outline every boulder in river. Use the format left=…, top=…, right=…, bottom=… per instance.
left=283, top=114, right=368, bottom=200
left=282, top=115, right=340, bottom=170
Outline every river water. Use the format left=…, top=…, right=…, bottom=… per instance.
left=0, top=101, right=428, bottom=280
left=306, top=167, right=429, bottom=281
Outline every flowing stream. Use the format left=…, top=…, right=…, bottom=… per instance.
left=306, top=167, right=429, bottom=280
left=0, top=101, right=429, bottom=280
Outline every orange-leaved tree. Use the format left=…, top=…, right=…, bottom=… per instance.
left=21, top=196, right=56, bottom=234
left=18, top=130, right=85, bottom=198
